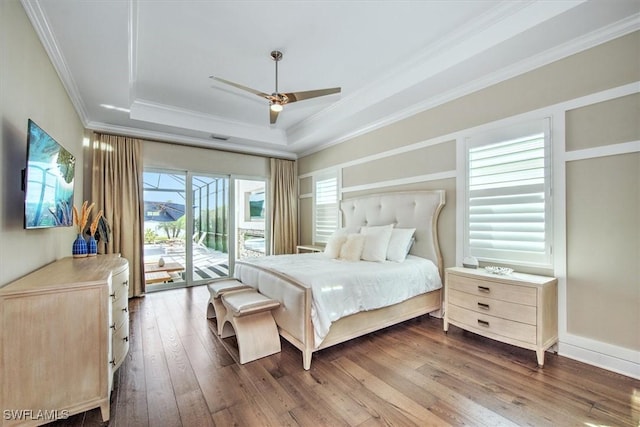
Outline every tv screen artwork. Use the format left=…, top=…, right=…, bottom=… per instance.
left=24, top=119, right=76, bottom=229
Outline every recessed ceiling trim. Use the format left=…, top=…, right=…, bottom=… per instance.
left=86, top=120, right=297, bottom=160
left=298, top=14, right=640, bottom=158
left=129, top=99, right=288, bottom=146
left=21, top=0, right=90, bottom=125
left=286, top=0, right=586, bottom=147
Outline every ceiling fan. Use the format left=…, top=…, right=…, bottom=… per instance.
left=210, top=50, right=341, bottom=124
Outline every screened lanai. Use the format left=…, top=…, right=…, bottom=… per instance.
left=143, top=171, right=266, bottom=291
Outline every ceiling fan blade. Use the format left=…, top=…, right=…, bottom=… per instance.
left=210, top=76, right=269, bottom=98
left=269, top=108, right=280, bottom=124
left=284, top=87, right=341, bottom=103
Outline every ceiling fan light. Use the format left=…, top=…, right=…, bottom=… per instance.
left=270, top=102, right=283, bottom=112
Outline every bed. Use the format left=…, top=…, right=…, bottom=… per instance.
left=234, top=190, right=445, bottom=369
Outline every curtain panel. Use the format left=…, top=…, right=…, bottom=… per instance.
left=91, top=133, right=145, bottom=297
left=269, top=158, right=298, bottom=254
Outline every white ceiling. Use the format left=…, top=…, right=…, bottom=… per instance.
left=22, top=0, right=640, bottom=159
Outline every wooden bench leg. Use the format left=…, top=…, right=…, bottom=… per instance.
left=208, top=298, right=233, bottom=337
left=228, top=312, right=281, bottom=364
left=206, top=298, right=216, bottom=319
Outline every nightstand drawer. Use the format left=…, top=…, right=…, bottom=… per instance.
left=448, top=305, right=536, bottom=344
left=448, top=274, right=536, bottom=306
left=448, top=289, right=537, bottom=325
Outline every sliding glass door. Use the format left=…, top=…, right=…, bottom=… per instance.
left=143, top=171, right=188, bottom=290
left=143, top=171, right=267, bottom=291
left=143, top=170, right=230, bottom=291
left=191, top=175, right=230, bottom=281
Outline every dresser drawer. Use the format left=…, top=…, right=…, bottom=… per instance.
left=112, top=317, right=130, bottom=370
left=448, top=304, right=536, bottom=345
left=113, top=287, right=128, bottom=311
left=448, top=289, right=537, bottom=325
left=448, top=274, right=536, bottom=306
left=112, top=267, right=129, bottom=290
left=113, top=307, right=128, bottom=331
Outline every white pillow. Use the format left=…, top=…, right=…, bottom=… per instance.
left=386, top=228, right=416, bottom=262
left=360, top=224, right=394, bottom=262
left=324, top=234, right=347, bottom=259
left=339, top=234, right=366, bottom=262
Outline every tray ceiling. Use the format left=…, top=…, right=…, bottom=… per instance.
left=21, top=0, right=640, bottom=158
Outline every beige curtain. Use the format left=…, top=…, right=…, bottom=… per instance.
left=91, top=133, right=145, bottom=297
left=269, top=158, right=298, bottom=254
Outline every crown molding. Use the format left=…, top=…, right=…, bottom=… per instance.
left=298, top=12, right=640, bottom=158
left=20, top=0, right=90, bottom=126
left=129, top=99, right=287, bottom=146
left=22, top=0, right=636, bottom=161
left=86, top=120, right=297, bottom=160
left=288, top=0, right=586, bottom=148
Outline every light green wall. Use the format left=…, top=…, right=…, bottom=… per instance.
left=0, top=0, right=85, bottom=286
left=298, top=31, right=640, bottom=356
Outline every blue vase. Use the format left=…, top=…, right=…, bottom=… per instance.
left=87, top=235, right=98, bottom=256
left=72, top=234, right=88, bottom=258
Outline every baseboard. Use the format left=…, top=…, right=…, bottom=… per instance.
left=558, top=333, right=640, bottom=380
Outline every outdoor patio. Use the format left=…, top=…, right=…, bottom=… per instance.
left=144, top=243, right=230, bottom=290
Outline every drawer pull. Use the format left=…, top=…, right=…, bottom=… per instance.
left=110, top=323, right=116, bottom=329
left=110, top=292, right=116, bottom=299
left=477, top=319, right=490, bottom=327
left=477, top=286, right=490, bottom=293
left=110, top=359, right=116, bottom=367
left=477, top=302, right=490, bottom=310
left=122, top=307, right=128, bottom=313
left=123, top=280, right=129, bottom=287
left=123, top=336, right=129, bottom=342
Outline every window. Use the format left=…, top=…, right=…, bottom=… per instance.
left=314, top=171, right=339, bottom=244
left=464, top=118, right=552, bottom=268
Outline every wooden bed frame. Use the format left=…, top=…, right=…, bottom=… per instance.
left=237, top=190, right=445, bottom=369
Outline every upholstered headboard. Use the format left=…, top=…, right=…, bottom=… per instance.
left=340, top=190, right=445, bottom=275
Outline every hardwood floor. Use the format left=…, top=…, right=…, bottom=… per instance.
left=50, top=285, right=639, bottom=426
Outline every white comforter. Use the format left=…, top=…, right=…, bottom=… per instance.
left=234, top=253, right=442, bottom=346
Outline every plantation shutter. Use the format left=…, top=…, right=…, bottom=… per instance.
left=314, top=173, right=338, bottom=244
left=466, top=119, right=551, bottom=267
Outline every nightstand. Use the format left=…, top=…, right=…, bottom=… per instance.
left=444, top=267, right=558, bottom=366
left=296, top=245, right=324, bottom=254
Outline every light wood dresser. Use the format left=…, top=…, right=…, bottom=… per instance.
left=0, top=254, right=129, bottom=426
left=444, top=267, right=557, bottom=366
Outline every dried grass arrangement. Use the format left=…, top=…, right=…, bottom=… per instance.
left=90, top=210, right=104, bottom=237
left=72, top=201, right=95, bottom=234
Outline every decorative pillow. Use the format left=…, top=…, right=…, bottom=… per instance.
left=386, top=228, right=416, bottom=262
left=338, top=234, right=366, bottom=262
left=324, top=234, right=347, bottom=259
left=360, top=224, right=394, bottom=262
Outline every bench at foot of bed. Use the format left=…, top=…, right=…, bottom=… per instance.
left=206, top=279, right=252, bottom=337
left=221, top=289, right=281, bottom=364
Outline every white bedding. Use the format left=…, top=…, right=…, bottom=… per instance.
left=235, top=253, right=442, bottom=347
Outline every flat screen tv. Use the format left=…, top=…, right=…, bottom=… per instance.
left=23, top=119, right=76, bottom=229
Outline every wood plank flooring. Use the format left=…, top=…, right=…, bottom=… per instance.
left=49, top=285, right=639, bottom=426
